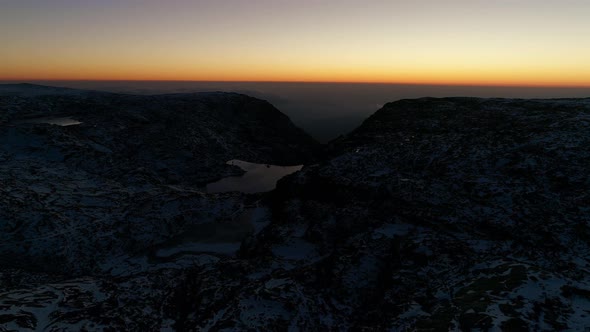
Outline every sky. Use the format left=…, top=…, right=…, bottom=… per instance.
left=1, top=0, right=590, bottom=86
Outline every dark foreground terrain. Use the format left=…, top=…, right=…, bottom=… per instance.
left=1, top=85, right=590, bottom=331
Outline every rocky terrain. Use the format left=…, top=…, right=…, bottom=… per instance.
left=171, top=98, right=590, bottom=331
left=0, top=84, right=318, bottom=330
left=2, top=89, right=590, bottom=331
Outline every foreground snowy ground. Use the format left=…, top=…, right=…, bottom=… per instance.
left=2, top=87, right=590, bottom=330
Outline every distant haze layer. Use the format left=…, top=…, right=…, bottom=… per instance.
left=3, top=81, right=589, bottom=142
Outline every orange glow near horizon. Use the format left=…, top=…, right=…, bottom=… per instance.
left=2, top=1, right=590, bottom=87
left=4, top=67, right=590, bottom=88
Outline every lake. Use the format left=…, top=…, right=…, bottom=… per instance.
left=207, top=159, right=303, bottom=194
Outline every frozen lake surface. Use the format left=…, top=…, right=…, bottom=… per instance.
left=19, top=117, right=82, bottom=126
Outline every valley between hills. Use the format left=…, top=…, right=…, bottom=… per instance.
left=1, top=84, right=590, bottom=331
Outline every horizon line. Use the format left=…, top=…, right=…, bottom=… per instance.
left=1, top=79, right=590, bottom=89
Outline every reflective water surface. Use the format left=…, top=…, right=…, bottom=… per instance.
left=206, top=159, right=303, bottom=194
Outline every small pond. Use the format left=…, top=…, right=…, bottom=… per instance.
left=206, top=159, right=303, bottom=194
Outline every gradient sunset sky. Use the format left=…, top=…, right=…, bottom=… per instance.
left=2, top=0, right=589, bottom=86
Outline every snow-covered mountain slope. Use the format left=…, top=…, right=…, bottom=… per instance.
left=172, top=97, right=590, bottom=331
left=3, top=94, right=590, bottom=331
left=0, top=85, right=320, bottom=330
